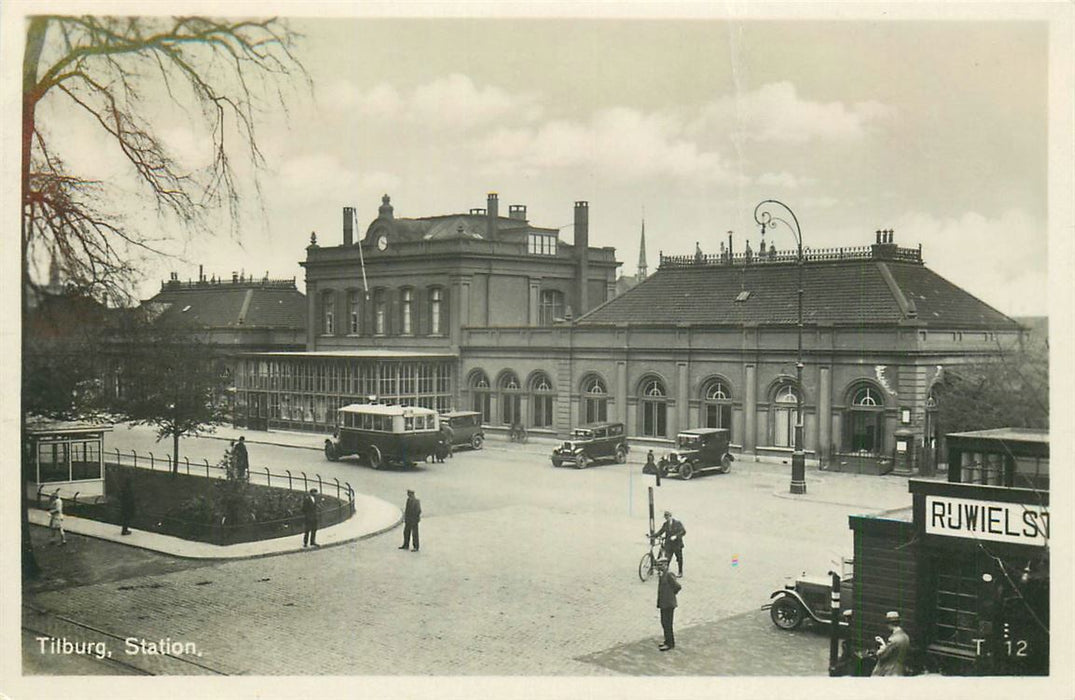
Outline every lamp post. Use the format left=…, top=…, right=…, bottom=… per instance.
left=754, top=200, right=807, bottom=494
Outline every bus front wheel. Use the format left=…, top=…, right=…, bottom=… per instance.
left=368, top=445, right=383, bottom=470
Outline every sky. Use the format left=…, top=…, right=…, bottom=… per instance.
left=12, top=5, right=1060, bottom=317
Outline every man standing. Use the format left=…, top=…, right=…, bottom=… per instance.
left=301, top=488, right=319, bottom=548
left=656, top=558, right=681, bottom=651
left=654, top=510, right=686, bottom=577
left=234, top=435, right=249, bottom=481
left=399, top=489, right=421, bottom=552
left=872, top=610, right=910, bottom=676
left=119, top=478, right=136, bottom=536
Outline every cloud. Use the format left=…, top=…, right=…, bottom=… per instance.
left=894, top=208, right=1046, bottom=316
left=701, top=81, right=894, bottom=144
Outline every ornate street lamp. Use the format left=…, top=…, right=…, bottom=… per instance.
left=754, top=200, right=807, bottom=494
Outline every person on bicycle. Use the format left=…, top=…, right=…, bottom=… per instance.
left=654, top=510, right=686, bottom=577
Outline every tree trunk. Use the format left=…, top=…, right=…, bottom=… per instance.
left=21, top=18, right=48, bottom=581
left=172, top=431, right=180, bottom=474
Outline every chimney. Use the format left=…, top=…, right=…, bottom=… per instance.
left=509, top=204, right=527, bottom=221
left=486, top=192, right=499, bottom=241
left=232, top=271, right=239, bottom=283
left=199, top=264, right=204, bottom=283
left=343, top=207, right=354, bottom=246
left=871, top=228, right=897, bottom=260
left=575, top=201, right=590, bottom=314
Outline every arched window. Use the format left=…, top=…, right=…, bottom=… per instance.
left=471, top=371, right=491, bottom=423
left=539, top=289, right=565, bottom=326
left=702, top=379, right=733, bottom=431
left=400, top=287, right=413, bottom=335
left=499, top=371, right=523, bottom=426
left=639, top=378, right=668, bottom=438
left=530, top=372, right=556, bottom=428
left=844, top=384, right=885, bottom=453
left=373, top=289, right=386, bottom=335
left=321, top=291, right=335, bottom=335
left=772, top=383, right=800, bottom=448
left=582, top=375, right=608, bottom=424
left=429, top=287, right=443, bottom=335
left=347, top=290, right=361, bottom=335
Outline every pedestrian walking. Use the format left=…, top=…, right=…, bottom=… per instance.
left=301, top=488, right=320, bottom=548
left=399, top=489, right=421, bottom=552
left=872, top=610, right=910, bottom=676
left=234, top=435, right=249, bottom=481
left=656, top=558, right=681, bottom=651
left=119, top=478, right=136, bottom=536
left=654, top=510, right=686, bottom=577
left=48, top=490, right=67, bottom=546
left=434, top=433, right=450, bottom=463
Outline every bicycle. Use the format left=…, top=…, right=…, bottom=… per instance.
left=638, top=533, right=667, bottom=582
left=508, top=423, right=529, bottom=444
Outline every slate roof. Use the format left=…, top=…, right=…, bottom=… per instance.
left=579, top=258, right=1019, bottom=329
left=145, top=282, right=306, bottom=330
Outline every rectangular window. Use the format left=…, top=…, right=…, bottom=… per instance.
left=774, top=407, right=794, bottom=447
left=528, top=234, right=556, bottom=255
left=932, top=554, right=984, bottom=652
left=348, top=291, right=360, bottom=334
left=533, top=395, right=553, bottom=428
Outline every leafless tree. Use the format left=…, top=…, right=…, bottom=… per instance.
left=21, top=15, right=308, bottom=303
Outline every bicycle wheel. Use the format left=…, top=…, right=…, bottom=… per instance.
left=638, top=552, right=655, bottom=582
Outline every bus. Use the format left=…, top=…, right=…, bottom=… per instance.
left=323, top=403, right=441, bottom=469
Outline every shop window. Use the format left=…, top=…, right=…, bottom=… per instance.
left=530, top=372, right=556, bottom=428
left=582, top=375, right=608, bottom=424
left=539, top=290, right=565, bottom=326
left=843, top=384, right=884, bottom=453
left=639, top=378, right=667, bottom=438
left=772, top=383, right=800, bottom=448
left=702, top=379, right=733, bottom=432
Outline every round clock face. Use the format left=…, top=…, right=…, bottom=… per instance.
left=376, top=235, right=388, bottom=251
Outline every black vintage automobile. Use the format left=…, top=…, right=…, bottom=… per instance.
left=763, top=559, right=854, bottom=631
left=659, top=428, right=734, bottom=480
left=551, top=421, right=629, bottom=468
left=440, top=410, right=485, bottom=450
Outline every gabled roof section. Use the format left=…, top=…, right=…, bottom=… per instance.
left=578, top=257, right=1020, bottom=329
left=145, top=280, right=306, bottom=330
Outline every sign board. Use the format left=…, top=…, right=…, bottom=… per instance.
left=925, top=495, right=1049, bottom=547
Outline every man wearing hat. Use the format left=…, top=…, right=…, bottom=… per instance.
left=656, top=558, right=681, bottom=651
left=301, top=488, right=320, bottom=548
left=872, top=610, right=910, bottom=676
left=654, top=510, right=686, bottom=577
left=400, top=489, right=421, bottom=552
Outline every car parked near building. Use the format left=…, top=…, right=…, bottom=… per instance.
left=659, top=427, right=734, bottom=480
left=551, top=421, right=629, bottom=468
left=440, top=410, right=485, bottom=450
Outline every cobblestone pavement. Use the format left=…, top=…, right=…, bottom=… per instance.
left=24, top=426, right=917, bottom=677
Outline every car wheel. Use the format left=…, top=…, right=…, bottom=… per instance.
left=551, top=458, right=562, bottom=468
left=324, top=441, right=339, bottom=462
left=368, top=445, right=383, bottom=470
left=615, top=446, right=627, bottom=464
left=576, top=453, right=590, bottom=469
left=471, top=433, right=484, bottom=450
left=770, top=596, right=805, bottom=630
left=679, top=461, right=695, bottom=480
left=720, top=453, right=733, bottom=474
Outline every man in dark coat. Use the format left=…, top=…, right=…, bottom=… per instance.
left=399, top=489, right=421, bottom=552
left=233, top=435, right=249, bottom=480
left=654, top=510, right=687, bottom=577
left=301, top=488, right=319, bottom=548
left=656, top=558, right=681, bottom=651
left=119, top=478, right=136, bottom=535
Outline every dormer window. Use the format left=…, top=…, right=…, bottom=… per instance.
left=528, top=233, right=556, bottom=255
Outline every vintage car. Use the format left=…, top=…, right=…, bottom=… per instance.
left=660, top=428, right=734, bottom=480
left=439, top=410, right=485, bottom=450
left=551, top=421, right=629, bottom=468
left=763, top=559, right=854, bottom=631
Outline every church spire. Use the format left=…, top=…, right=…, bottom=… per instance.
left=637, top=218, right=648, bottom=279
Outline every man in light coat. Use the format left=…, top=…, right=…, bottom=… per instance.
left=872, top=610, right=910, bottom=676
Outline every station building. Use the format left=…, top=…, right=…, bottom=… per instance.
left=234, top=192, right=1026, bottom=474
